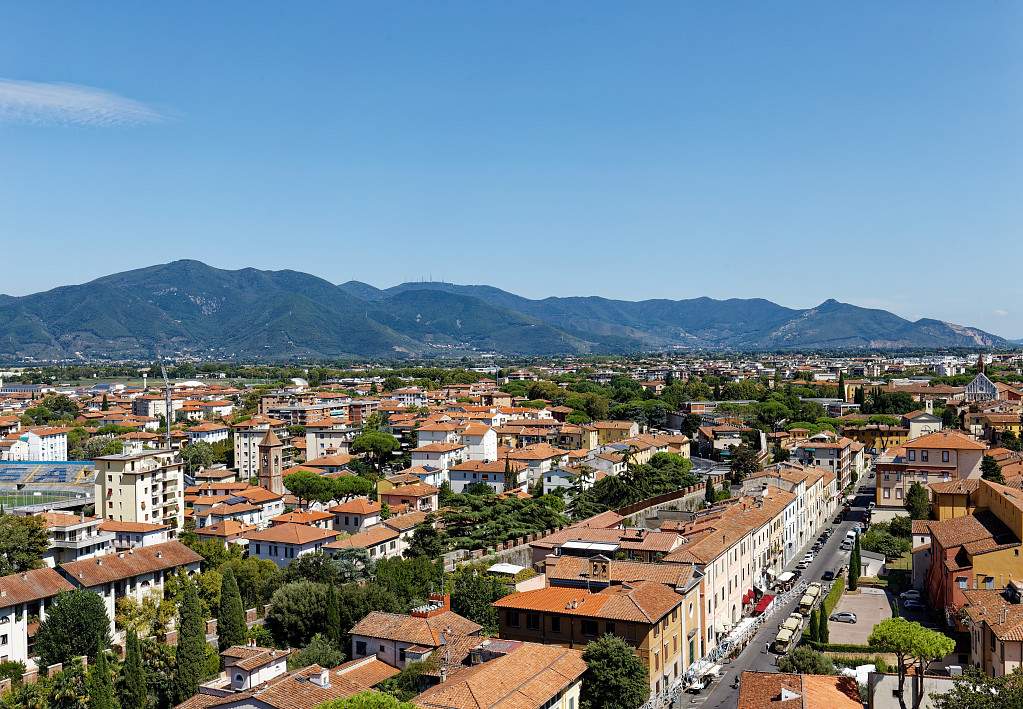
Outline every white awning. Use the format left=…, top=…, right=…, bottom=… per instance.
left=777, top=571, right=795, bottom=583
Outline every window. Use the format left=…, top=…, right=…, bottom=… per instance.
left=883, top=488, right=891, bottom=499
left=605, top=622, right=615, bottom=636
left=235, top=673, right=244, bottom=683
left=399, top=648, right=407, bottom=662
left=908, top=451, right=916, bottom=461
left=552, top=616, right=561, bottom=632
left=896, top=488, right=903, bottom=499
left=355, top=641, right=367, bottom=655
left=957, top=577, right=968, bottom=590
left=507, top=611, right=520, bottom=627
left=526, top=614, right=541, bottom=631
left=921, top=451, right=929, bottom=462
left=582, top=620, right=599, bottom=637
left=942, top=451, right=949, bottom=463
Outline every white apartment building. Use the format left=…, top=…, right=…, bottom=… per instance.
left=58, top=541, right=202, bottom=639
left=304, top=418, right=355, bottom=460
left=232, top=416, right=287, bottom=481
left=3, top=428, right=69, bottom=461
left=93, top=449, right=184, bottom=529
left=38, top=512, right=115, bottom=567
left=0, top=568, right=74, bottom=666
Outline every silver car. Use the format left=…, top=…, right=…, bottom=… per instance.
left=830, top=612, right=857, bottom=624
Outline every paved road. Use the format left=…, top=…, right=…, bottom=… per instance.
left=678, top=481, right=875, bottom=709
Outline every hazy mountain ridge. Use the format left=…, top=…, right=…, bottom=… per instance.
left=0, top=261, right=1006, bottom=360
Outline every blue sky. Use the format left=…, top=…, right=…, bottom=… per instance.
left=1, top=3, right=1020, bottom=336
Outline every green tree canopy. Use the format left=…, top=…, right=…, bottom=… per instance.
left=119, top=630, right=147, bottom=709
left=218, top=566, right=247, bottom=651
left=180, top=441, right=215, bottom=475
left=86, top=643, right=117, bottom=709
left=777, top=646, right=834, bottom=674
left=580, top=635, right=648, bottom=709
left=351, top=431, right=399, bottom=469
left=318, top=691, right=417, bottom=709
left=173, top=578, right=206, bottom=703
left=904, top=482, right=930, bottom=520
left=982, top=455, right=1005, bottom=484
left=0, top=513, right=50, bottom=576
left=35, top=590, right=111, bottom=667
left=288, top=633, right=345, bottom=670
left=266, top=581, right=329, bottom=648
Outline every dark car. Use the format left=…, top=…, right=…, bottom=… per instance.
left=822, top=570, right=835, bottom=581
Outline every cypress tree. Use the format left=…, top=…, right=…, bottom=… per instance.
left=217, top=567, right=246, bottom=651
left=87, top=641, right=117, bottom=709
left=120, top=630, right=147, bottom=709
left=174, top=579, right=205, bottom=703
left=325, top=584, right=342, bottom=650
left=704, top=477, right=716, bottom=505
left=805, top=609, right=818, bottom=644
left=818, top=608, right=829, bottom=644
left=849, top=535, right=861, bottom=591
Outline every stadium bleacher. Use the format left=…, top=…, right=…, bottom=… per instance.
left=0, top=462, right=97, bottom=490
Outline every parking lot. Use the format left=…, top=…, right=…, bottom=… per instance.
left=828, top=587, right=892, bottom=644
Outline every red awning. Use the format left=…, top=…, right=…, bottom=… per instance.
left=742, top=589, right=754, bottom=604
left=753, top=594, right=775, bottom=614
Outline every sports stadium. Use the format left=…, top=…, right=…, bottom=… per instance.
left=0, top=461, right=97, bottom=512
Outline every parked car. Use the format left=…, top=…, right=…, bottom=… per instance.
left=830, top=612, right=857, bottom=624
left=840, top=541, right=852, bottom=551
left=822, top=570, right=835, bottom=581
left=903, top=599, right=925, bottom=611
left=900, top=590, right=922, bottom=601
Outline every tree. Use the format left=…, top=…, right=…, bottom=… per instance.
left=932, top=667, right=1023, bottom=709
left=287, top=633, right=344, bottom=670
left=49, top=659, right=90, bottom=709
left=0, top=513, right=50, bottom=575
left=217, top=567, right=247, bottom=651
left=904, top=482, right=930, bottom=520
left=283, top=469, right=329, bottom=508
left=265, top=581, right=329, bottom=648
left=777, top=646, right=834, bottom=674
left=704, top=477, right=716, bottom=505
left=868, top=617, right=919, bottom=704
left=86, top=643, right=117, bottom=709
left=35, top=590, right=111, bottom=667
left=941, top=406, right=959, bottom=430
left=404, top=516, right=444, bottom=559
left=805, top=609, right=819, bottom=644
left=910, top=625, right=955, bottom=708
left=318, top=691, right=417, bottom=709
left=503, top=456, right=519, bottom=490
left=848, top=534, right=861, bottom=591
left=728, top=445, right=762, bottom=483
left=854, top=386, right=865, bottom=406
left=325, top=584, right=342, bottom=649
left=580, top=635, right=648, bottom=709
left=351, top=430, right=399, bottom=469
left=449, top=565, right=509, bottom=633
left=120, top=630, right=147, bottom=709
left=220, top=556, right=283, bottom=610
left=180, top=441, right=215, bottom=475
left=173, top=579, right=205, bottom=703
left=817, top=608, right=829, bottom=644
left=981, top=455, right=1005, bottom=484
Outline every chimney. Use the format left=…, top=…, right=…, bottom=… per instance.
left=156, top=551, right=163, bottom=559
left=315, top=668, right=330, bottom=688
left=95, top=559, right=102, bottom=566
left=439, top=666, right=448, bottom=683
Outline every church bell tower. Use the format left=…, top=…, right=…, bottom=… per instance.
left=258, top=428, right=284, bottom=495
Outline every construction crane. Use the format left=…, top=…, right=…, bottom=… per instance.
left=155, top=348, right=172, bottom=450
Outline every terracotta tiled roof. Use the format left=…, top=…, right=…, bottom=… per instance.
left=493, top=581, right=682, bottom=623
left=222, top=644, right=293, bottom=672
left=903, top=431, right=987, bottom=451
left=60, top=541, right=201, bottom=587
left=324, top=526, right=398, bottom=550
left=246, top=523, right=338, bottom=546
left=380, top=483, right=439, bottom=499
left=546, top=556, right=697, bottom=590
left=328, top=498, right=381, bottom=515
left=0, top=567, right=74, bottom=608
left=962, top=589, right=1023, bottom=641
left=929, top=479, right=981, bottom=495
left=98, top=519, right=170, bottom=533
left=270, top=510, right=333, bottom=526
left=382, top=510, right=430, bottom=533
left=412, top=442, right=467, bottom=453
left=350, top=610, right=482, bottom=646
left=414, top=642, right=585, bottom=709
left=737, top=671, right=861, bottom=709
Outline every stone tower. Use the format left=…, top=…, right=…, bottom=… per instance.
left=258, top=428, right=284, bottom=495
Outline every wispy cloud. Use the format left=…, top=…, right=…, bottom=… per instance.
left=0, top=78, right=166, bottom=127
left=994, top=309, right=1010, bottom=317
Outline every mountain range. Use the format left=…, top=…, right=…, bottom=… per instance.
left=0, top=260, right=1007, bottom=360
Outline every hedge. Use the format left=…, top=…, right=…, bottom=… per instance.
left=822, top=576, right=845, bottom=615
left=804, top=641, right=887, bottom=654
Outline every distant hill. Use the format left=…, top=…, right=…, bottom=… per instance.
left=0, top=260, right=1007, bottom=360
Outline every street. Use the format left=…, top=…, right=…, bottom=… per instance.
left=678, top=480, right=875, bottom=708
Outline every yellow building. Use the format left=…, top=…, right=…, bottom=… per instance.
left=841, top=424, right=909, bottom=453
left=929, top=479, right=980, bottom=521
left=493, top=571, right=693, bottom=696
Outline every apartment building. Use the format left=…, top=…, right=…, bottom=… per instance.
left=0, top=568, right=74, bottom=665
left=58, top=541, right=202, bottom=638
left=94, top=449, right=184, bottom=529
left=304, top=418, right=355, bottom=460
left=876, top=431, right=986, bottom=510
left=792, top=435, right=863, bottom=491
left=962, top=584, right=1023, bottom=677
left=494, top=580, right=685, bottom=696
left=38, top=512, right=115, bottom=567
left=232, top=415, right=288, bottom=481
